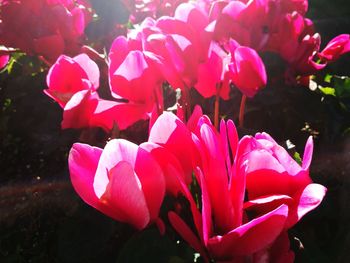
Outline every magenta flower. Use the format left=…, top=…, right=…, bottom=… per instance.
left=229, top=41, right=267, bottom=97
left=239, top=133, right=327, bottom=229
left=0, top=54, right=9, bottom=70
left=159, top=112, right=327, bottom=262
left=148, top=112, right=200, bottom=185
left=168, top=116, right=291, bottom=262
left=108, top=35, right=162, bottom=110
left=319, top=34, right=350, bottom=62
left=61, top=89, right=150, bottom=131
left=0, top=0, right=91, bottom=61
left=69, top=139, right=165, bottom=230
left=195, top=41, right=231, bottom=100
left=45, top=54, right=99, bottom=107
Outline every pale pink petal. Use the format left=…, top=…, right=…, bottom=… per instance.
left=73, top=53, right=100, bottom=89
left=285, top=183, right=327, bottom=228
left=93, top=139, right=138, bottom=198
left=149, top=112, right=196, bottom=183
left=302, top=136, right=313, bottom=170
left=101, top=161, right=150, bottom=230
left=61, top=90, right=98, bottom=129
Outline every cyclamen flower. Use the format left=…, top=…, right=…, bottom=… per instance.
left=45, top=54, right=99, bottom=107
left=69, top=139, right=165, bottom=230
left=239, top=133, right=327, bottom=229
left=195, top=41, right=231, bottom=100
left=229, top=40, right=267, bottom=97
left=0, top=54, right=9, bottom=70
left=0, top=0, right=91, bottom=61
left=46, top=53, right=150, bottom=131
left=319, top=34, right=350, bottom=62
left=108, top=35, right=163, bottom=110
left=161, top=111, right=326, bottom=262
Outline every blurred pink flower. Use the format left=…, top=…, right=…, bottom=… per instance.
left=0, top=0, right=91, bottom=61
left=319, top=34, right=350, bottom=62
left=0, top=54, right=9, bottom=70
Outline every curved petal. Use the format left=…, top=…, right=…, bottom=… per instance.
left=134, top=147, right=165, bottom=221
left=208, top=204, right=288, bottom=258
left=149, top=112, right=197, bottom=183
left=101, top=161, right=150, bottom=230
left=168, top=211, right=208, bottom=261
left=68, top=143, right=102, bottom=207
left=93, top=139, right=138, bottom=198
left=285, top=183, right=327, bottom=228
left=73, top=53, right=100, bottom=89
left=302, top=136, right=313, bottom=170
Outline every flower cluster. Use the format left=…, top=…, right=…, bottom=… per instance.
left=0, top=0, right=92, bottom=62
left=42, top=0, right=350, bottom=132
left=69, top=110, right=326, bottom=262
left=2, top=0, right=345, bottom=261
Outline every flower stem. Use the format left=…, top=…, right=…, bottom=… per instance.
left=239, top=94, right=247, bottom=128
left=38, top=56, right=52, bottom=67
left=182, top=85, right=191, bottom=122
left=214, top=94, right=219, bottom=129
left=154, top=85, right=163, bottom=116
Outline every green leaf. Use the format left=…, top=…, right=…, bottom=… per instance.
left=333, top=76, right=350, bottom=98
left=293, top=152, right=302, bottom=165
left=319, top=86, right=336, bottom=96
left=324, top=74, right=332, bottom=83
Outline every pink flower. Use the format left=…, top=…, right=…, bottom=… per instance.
left=319, top=34, right=350, bottom=62
left=229, top=41, right=267, bottom=97
left=45, top=53, right=99, bottom=107
left=0, top=54, right=9, bottom=70
left=148, top=112, right=200, bottom=185
left=108, top=35, right=162, bottom=110
left=194, top=41, right=231, bottom=100
left=0, top=0, right=91, bottom=61
left=61, top=90, right=150, bottom=131
left=121, top=0, right=187, bottom=24
left=240, top=133, right=327, bottom=229
left=69, top=139, right=165, bottom=230
left=163, top=113, right=326, bottom=262
left=168, top=116, right=291, bottom=262
left=285, top=33, right=326, bottom=77
left=145, top=32, right=199, bottom=90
